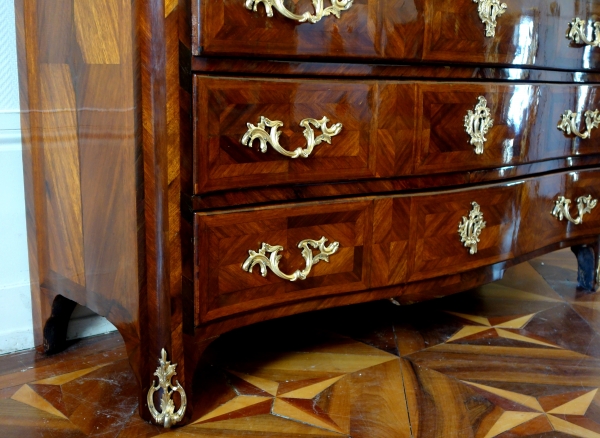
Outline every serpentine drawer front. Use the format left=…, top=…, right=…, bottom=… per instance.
left=195, top=0, right=600, bottom=69
left=194, top=76, right=600, bottom=193
left=517, top=169, right=600, bottom=255
left=194, top=169, right=600, bottom=325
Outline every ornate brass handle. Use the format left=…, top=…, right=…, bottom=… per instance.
left=241, top=116, right=342, bottom=158
left=242, top=237, right=339, bottom=281
left=567, top=18, right=600, bottom=46
left=464, top=96, right=494, bottom=155
left=473, top=0, right=507, bottom=37
left=557, top=109, right=600, bottom=139
left=458, top=202, right=486, bottom=255
left=552, top=195, right=597, bottom=225
left=245, top=0, right=352, bottom=24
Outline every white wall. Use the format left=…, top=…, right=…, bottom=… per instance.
left=0, top=2, right=115, bottom=355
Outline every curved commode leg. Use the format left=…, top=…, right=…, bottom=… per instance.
left=571, top=243, right=599, bottom=292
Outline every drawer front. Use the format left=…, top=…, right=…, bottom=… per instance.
left=194, top=76, right=379, bottom=194
left=517, top=169, right=600, bottom=255
left=195, top=0, right=600, bottom=70
left=369, top=183, right=521, bottom=286
left=195, top=77, right=600, bottom=193
left=195, top=171, right=597, bottom=324
left=415, top=83, right=600, bottom=174
left=195, top=200, right=372, bottom=323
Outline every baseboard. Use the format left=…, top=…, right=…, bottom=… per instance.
left=0, top=327, right=34, bottom=355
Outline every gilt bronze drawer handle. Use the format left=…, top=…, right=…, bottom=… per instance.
left=552, top=195, right=597, bottom=225
left=464, top=96, right=494, bottom=155
left=242, top=237, right=339, bottom=281
left=147, top=349, right=187, bottom=428
left=458, top=202, right=486, bottom=255
left=567, top=18, right=600, bottom=47
left=242, top=115, right=342, bottom=158
left=473, top=0, right=507, bottom=37
left=557, top=109, right=600, bottom=139
left=245, top=0, right=352, bottom=24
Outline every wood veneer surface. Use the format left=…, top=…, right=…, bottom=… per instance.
left=195, top=0, right=600, bottom=70
left=195, top=76, right=600, bottom=195
left=16, top=0, right=600, bottom=428
left=14, top=0, right=192, bottom=421
left=193, top=168, right=600, bottom=326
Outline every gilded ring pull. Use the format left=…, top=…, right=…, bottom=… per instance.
left=245, top=0, right=352, bottom=24
left=552, top=195, right=597, bottom=225
left=242, top=237, right=339, bottom=281
left=241, top=116, right=343, bottom=159
left=473, top=0, right=507, bottom=37
left=567, top=18, right=600, bottom=47
left=464, top=96, right=494, bottom=155
left=557, top=109, right=600, bottom=139
left=458, top=202, right=486, bottom=255
left=147, top=349, right=187, bottom=428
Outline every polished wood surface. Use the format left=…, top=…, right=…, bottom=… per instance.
left=195, top=77, right=600, bottom=194
left=195, top=199, right=372, bottom=323
left=15, top=0, right=141, bottom=367
left=5, top=250, right=600, bottom=437
left=194, top=76, right=377, bottom=194
left=16, top=0, right=600, bottom=429
left=406, top=183, right=519, bottom=282
left=192, top=169, right=599, bottom=333
left=14, top=0, right=192, bottom=422
left=195, top=0, right=600, bottom=70
left=518, top=170, right=600, bottom=254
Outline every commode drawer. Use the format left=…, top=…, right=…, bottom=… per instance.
left=194, top=76, right=600, bottom=194
left=368, top=181, right=522, bottom=287
left=194, top=200, right=372, bottom=323
left=194, top=76, right=379, bottom=194
left=415, top=83, right=600, bottom=174
left=194, top=178, right=526, bottom=324
left=517, top=169, right=600, bottom=255
left=194, top=0, right=600, bottom=70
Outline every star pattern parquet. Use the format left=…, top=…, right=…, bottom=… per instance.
left=3, top=249, right=600, bottom=437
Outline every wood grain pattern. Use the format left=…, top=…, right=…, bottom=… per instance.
left=407, top=184, right=520, bottom=282
left=195, top=199, right=372, bottom=323
left=39, top=64, right=86, bottom=287
left=194, top=0, right=600, bottom=70
left=73, top=0, right=120, bottom=64
left=517, top=170, right=600, bottom=256
left=190, top=155, right=600, bottom=210
left=194, top=76, right=377, bottom=194
left=17, top=0, right=600, bottom=428
left=16, top=0, right=192, bottom=424
left=193, top=169, right=600, bottom=331
left=194, top=77, right=600, bottom=194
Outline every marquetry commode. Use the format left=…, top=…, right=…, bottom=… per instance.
left=16, top=0, right=600, bottom=427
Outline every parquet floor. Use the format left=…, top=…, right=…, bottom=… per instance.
left=3, top=249, right=600, bottom=437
